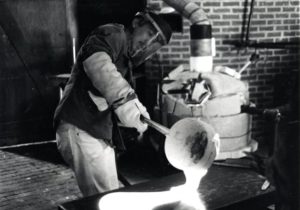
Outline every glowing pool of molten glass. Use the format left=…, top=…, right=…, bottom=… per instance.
left=98, top=169, right=207, bottom=210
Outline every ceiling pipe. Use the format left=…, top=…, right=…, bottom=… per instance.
left=162, top=0, right=214, bottom=72
left=162, top=0, right=210, bottom=25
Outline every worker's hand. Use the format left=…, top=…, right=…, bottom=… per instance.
left=114, top=99, right=150, bottom=134
left=201, top=72, right=248, bottom=97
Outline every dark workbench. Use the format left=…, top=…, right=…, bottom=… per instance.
left=58, top=165, right=276, bottom=210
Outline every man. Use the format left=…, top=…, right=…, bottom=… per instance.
left=54, top=11, right=172, bottom=196
left=266, top=72, right=299, bottom=210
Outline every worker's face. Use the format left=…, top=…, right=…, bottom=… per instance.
left=129, top=20, right=163, bottom=67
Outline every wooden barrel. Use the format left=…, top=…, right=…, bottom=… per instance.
left=160, top=89, right=257, bottom=159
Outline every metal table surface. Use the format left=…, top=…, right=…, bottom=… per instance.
left=58, top=165, right=275, bottom=210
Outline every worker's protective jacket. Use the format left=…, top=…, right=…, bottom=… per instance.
left=54, top=24, right=136, bottom=146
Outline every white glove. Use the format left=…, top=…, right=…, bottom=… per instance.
left=114, top=99, right=150, bottom=134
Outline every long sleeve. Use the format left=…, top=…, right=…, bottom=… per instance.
left=83, top=51, right=136, bottom=108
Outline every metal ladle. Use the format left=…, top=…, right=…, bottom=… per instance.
left=141, top=115, right=218, bottom=186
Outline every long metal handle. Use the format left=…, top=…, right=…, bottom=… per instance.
left=140, top=115, right=170, bottom=136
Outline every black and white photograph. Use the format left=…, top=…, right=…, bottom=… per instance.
left=0, top=0, right=299, bottom=210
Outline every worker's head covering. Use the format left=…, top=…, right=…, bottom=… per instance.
left=129, top=11, right=172, bottom=67
left=138, top=11, right=172, bottom=45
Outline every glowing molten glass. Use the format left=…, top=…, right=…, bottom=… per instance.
left=98, top=169, right=208, bottom=210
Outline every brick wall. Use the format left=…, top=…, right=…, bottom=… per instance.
left=144, top=0, right=300, bottom=142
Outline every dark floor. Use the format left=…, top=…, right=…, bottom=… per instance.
left=0, top=143, right=80, bottom=210
left=0, top=136, right=272, bottom=210
left=0, top=140, right=177, bottom=210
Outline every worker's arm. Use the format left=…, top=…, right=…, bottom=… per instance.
left=83, top=52, right=134, bottom=108
left=83, top=52, right=149, bottom=133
